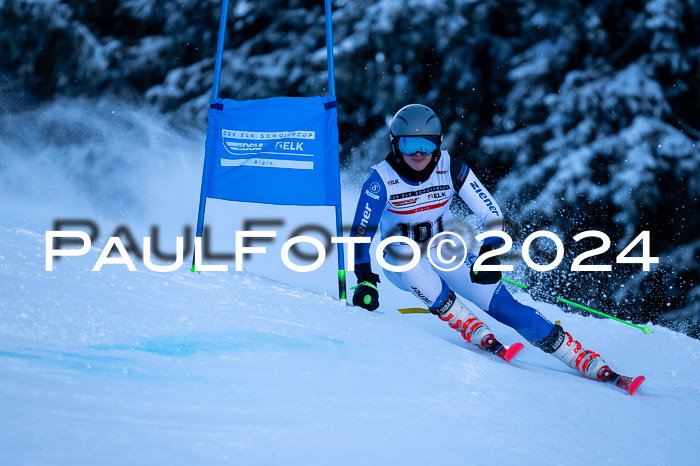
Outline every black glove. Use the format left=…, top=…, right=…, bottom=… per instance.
left=352, top=267, right=380, bottom=311
left=470, top=244, right=502, bottom=285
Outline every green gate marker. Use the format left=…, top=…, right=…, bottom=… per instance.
left=338, top=269, right=346, bottom=301
left=556, top=297, right=653, bottom=334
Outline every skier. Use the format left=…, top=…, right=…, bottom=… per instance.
left=349, top=104, right=643, bottom=393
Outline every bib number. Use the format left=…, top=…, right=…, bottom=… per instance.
left=396, top=216, right=445, bottom=243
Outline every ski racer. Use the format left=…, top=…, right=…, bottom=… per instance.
left=349, top=104, right=643, bottom=393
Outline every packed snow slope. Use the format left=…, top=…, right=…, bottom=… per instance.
left=0, top=100, right=698, bottom=464
left=1, top=217, right=699, bottom=465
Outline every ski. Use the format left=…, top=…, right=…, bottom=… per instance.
left=488, top=341, right=524, bottom=363
left=598, top=366, right=646, bottom=395
left=398, top=307, right=525, bottom=364
left=611, top=374, right=646, bottom=395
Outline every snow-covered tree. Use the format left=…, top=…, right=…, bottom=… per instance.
left=0, top=0, right=698, bottom=336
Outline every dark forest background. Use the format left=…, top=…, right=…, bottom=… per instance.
left=1, top=0, right=698, bottom=337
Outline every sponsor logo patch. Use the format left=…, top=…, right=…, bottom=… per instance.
left=428, top=192, right=447, bottom=200
left=274, top=141, right=304, bottom=151
left=433, top=292, right=456, bottom=315
left=457, top=165, right=468, bottom=182
left=222, top=130, right=315, bottom=140
left=469, top=181, right=500, bottom=215
left=391, top=198, right=417, bottom=207
left=411, top=286, right=431, bottom=304
left=220, top=128, right=316, bottom=169
left=357, top=202, right=372, bottom=235
left=225, top=142, right=264, bottom=151
left=389, top=185, right=450, bottom=200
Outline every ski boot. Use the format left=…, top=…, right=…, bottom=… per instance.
left=533, top=324, right=645, bottom=394
left=432, top=291, right=524, bottom=363
left=533, top=324, right=607, bottom=378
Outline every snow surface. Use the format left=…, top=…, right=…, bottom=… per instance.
left=2, top=217, right=700, bottom=465
left=1, top=102, right=699, bottom=464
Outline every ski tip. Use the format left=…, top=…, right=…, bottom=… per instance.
left=628, top=376, right=646, bottom=395
left=504, top=342, right=525, bottom=363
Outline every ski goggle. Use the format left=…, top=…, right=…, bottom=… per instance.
left=397, top=136, right=440, bottom=156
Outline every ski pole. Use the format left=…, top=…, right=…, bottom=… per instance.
left=398, top=278, right=654, bottom=334
left=496, top=277, right=653, bottom=334
left=500, top=277, right=527, bottom=288
left=556, top=297, right=653, bottom=334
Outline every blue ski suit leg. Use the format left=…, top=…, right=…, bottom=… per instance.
left=437, top=254, right=554, bottom=342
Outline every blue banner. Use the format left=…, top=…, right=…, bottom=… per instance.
left=201, top=96, right=341, bottom=207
